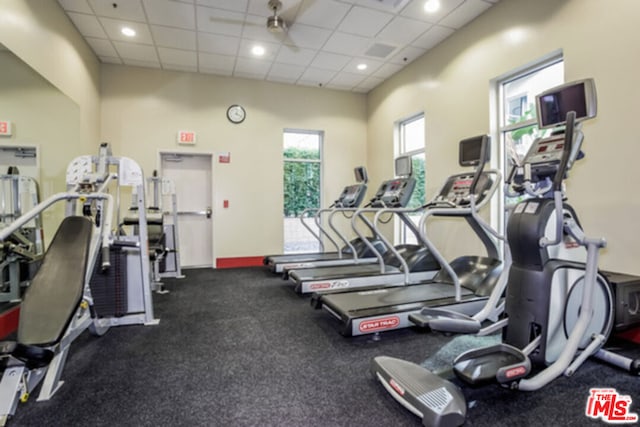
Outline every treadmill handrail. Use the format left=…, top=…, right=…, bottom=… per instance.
left=327, top=207, right=360, bottom=259
left=351, top=207, right=387, bottom=274
left=416, top=169, right=502, bottom=302
left=299, top=207, right=327, bottom=253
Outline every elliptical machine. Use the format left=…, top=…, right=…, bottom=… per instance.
left=371, top=79, right=639, bottom=427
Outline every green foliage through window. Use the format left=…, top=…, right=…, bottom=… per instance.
left=283, top=147, right=320, bottom=217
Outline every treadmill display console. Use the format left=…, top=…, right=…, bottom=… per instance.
left=437, top=172, right=492, bottom=206
left=335, top=183, right=367, bottom=208
left=370, top=177, right=416, bottom=208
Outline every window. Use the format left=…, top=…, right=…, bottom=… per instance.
left=395, top=114, right=425, bottom=245
left=283, top=129, right=323, bottom=253
left=496, top=56, right=564, bottom=231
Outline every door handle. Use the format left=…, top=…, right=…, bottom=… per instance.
left=206, top=207, right=212, bottom=219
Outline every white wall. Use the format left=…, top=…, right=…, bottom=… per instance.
left=367, top=0, right=640, bottom=275
left=0, top=0, right=100, bottom=243
left=100, top=65, right=367, bottom=260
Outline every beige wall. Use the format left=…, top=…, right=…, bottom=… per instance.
left=367, top=0, right=640, bottom=275
left=0, top=0, right=100, bottom=243
left=100, top=65, right=367, bottom=260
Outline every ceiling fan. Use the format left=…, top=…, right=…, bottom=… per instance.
left=266, top=0, right=288, bottom=33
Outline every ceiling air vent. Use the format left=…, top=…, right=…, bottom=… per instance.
left=365, top=43, right=397, bottom=59
left=368, top=0, right=411, bottom=12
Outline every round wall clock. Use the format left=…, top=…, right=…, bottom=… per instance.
left=226, top=104, right=246, bottom=124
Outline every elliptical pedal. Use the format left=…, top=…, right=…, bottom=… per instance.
left=371, top=356, right=467, bottom=427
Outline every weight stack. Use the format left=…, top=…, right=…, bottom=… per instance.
left=89, top=246, right=129, bottom=317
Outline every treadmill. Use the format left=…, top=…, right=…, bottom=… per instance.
left=263, top=166, right=375, bottom=274
left=312, top=135, right=504, bottom=336
left=287, top=156, right=441, bottom=294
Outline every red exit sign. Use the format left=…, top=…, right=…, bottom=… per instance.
left=177, top=130, right=196, bottom=145
left=0, top=120, right=12, bottom=136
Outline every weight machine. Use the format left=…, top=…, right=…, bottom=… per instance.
left=0, top=168, right=44, bottom=302
left=0, top=143, right=158, bottom=426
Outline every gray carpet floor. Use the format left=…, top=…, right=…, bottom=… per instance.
left=9, top=267, right=640, bottom=426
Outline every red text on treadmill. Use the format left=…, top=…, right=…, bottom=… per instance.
left=585, top=388, right=638, bottom=423
left=358, top=316, right=400, bottom=333
left=309, top=282, right=331, bottom=290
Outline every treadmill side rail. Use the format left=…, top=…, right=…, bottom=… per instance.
left=372, top=356, right=466, bottom=427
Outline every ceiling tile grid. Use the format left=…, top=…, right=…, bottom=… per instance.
left=57, top=0, right=498, bottom=93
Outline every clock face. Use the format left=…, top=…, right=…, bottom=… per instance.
left=227, top=104, right=246, bottom=124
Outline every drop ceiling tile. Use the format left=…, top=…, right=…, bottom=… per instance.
left=234, top=57, right=272, bottom=76
left=123, top=58, right=161, bottom=68
left=295, top=0, right=351, bottom=29
left=343, top=57, right=383, bottom=74
left=198, top=0, right=249, bottom=13
left=298, top=67, right=337, bottom=85
left=198, top=52, right=236, bottom=72
left=285, top=24, right=332, bottom=50
left=338, top=6, right=394, bottom=37
left=439, top=0, right=492, bottom=29
left=355, top=75, right=385, bottom=91
left=322, top=32, right=370, bottom=56
left=389, top=45, right=426, bottom=64
left=88, top=0, right=146, bottom=21
left=99, top=56, right=123, bottom=64
left=353, top=0, right=410, bottom=13
left=85, top=37, right=118, bottom=56
left=247, top=0, right=298, bottom=16
left=268, top=62, right=305, bottom=79
left=113, top=41, right=159, bottom=61
left=158, top=47, right=198, bottom=67
left=376, top=16, right=432, bottom=45
left=400, top=0, right=464, bottom=23
left=57, top=0, right=92, bottom=14
left=142, top=0, right=196, bottom=29
left=100, top=18, right=154, bottom=44
left=275, top=46, right=317, bottom=66
left=66, top=12, right=108, bottom=38
left=151, top=26, right=197, bottom=50
left=197, top=6, right=245, bottom=37
left=329, top=71, right=366, bottom=87
left=198, top=32, right=240, bottom=56
left=310, top=51, right=351, bottom=71
left=372, top=62, right=403, bottom=78
left=237, top=39, right=281, bottom=60
left=411, top=25, right=454, bottom=50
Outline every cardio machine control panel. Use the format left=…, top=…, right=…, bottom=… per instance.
left=334, top=183, right=367, bottom=208
left=370, top=177, right=416, bottom=208
left=520, top=134, right=567, bottom=181
left=434, top=172, right=493, bottom=207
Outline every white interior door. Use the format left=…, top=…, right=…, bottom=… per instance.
left=160, top=152, right=213, bottom=268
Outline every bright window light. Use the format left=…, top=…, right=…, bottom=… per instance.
left=251, top=45, right=265, bottom=56
left=121, top=27, right=136, bottom=37
left=357, top=63, right=367, bottom=71
left=423, top=0, right=440, bottom=13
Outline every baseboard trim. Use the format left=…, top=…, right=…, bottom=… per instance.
left=216, top=256, right=264, bottom=268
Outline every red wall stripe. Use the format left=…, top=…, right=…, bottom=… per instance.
left=216, top=256, right=264, bottom=268
left=0, top=305, right=20, bottom=339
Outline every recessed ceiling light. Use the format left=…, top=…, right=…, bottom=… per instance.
left=251, top=45, right=265, bottom=56
left=423, top=0, right=440, bottom=13
left=121, top=27, right=136, bottom=37
left=357, top=63, right=368, bottom=71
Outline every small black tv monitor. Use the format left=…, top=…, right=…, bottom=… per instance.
left=354, top=166, right=367, bottom=183
left=395, top=156, right=412, bottom=177
left=459, top=135, right=489, bottom=167
left=536, top=79, right=597, bottom=129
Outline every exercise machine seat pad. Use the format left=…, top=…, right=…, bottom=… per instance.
left=18, top=216, right=93, bottom=347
